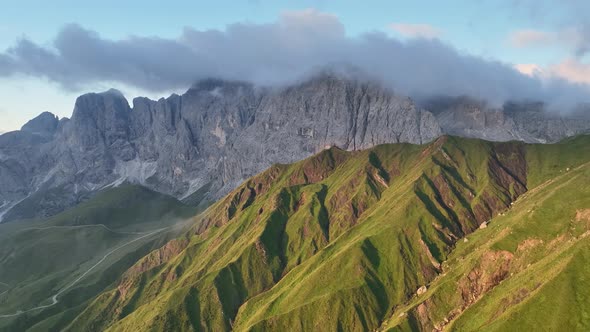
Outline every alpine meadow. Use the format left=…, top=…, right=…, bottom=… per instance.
left=1, top=2, right=590, bottom=332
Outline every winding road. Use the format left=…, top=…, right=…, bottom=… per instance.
left=0, top=282, right=9, bottom=299
left=0, top=226, right=168, bottom=318
left=21, top=224, right=147, bottom=235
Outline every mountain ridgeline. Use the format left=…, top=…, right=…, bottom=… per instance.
left=1, top=74, right=590, bottom=222
left=48, top=134, right=590, bottom=332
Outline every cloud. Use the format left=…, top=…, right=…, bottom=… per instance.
left=514, top=63, right=543, bottom=76
left=514, top=59, right=590, bottom=105
left=0, top=8, right=589, bottom=109
left=516, top=59, right=590, bottom=85
left=509, top=1, right=590, bottom=57
left=389, top=23, right=442, bottom=39
left=509, top=29, right=555, bottom=48
left=549, top=58, right=590, bottom=84
left=508, top=28, right=584, bottom=54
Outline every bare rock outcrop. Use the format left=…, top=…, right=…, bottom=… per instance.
left=2, top=74, right=589, bottom=221
left=0, top=74, right=441, bottom=221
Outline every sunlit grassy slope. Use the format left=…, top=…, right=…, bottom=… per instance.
left=60, top=135, right=590, bottom=332
left=380, top=151, right=590, bottom=331
left=0, top=185, right=197, bottom=332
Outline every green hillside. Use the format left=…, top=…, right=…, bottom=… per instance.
left=60, top=135, right=590, bottom=332
left=0, top=185, right=197, bottom=332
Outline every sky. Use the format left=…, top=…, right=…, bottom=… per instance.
left=1, top=0, right=590, bottom=132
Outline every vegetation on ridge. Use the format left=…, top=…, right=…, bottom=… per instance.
left=2, top=135, right=590, bottom=331
left=56, top=135, right=590, bottom=332
left=0, top=185, right=197, bottom=332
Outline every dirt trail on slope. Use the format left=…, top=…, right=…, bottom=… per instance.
left=0, top=227, right=168, bottom=318
left=21, top=224, right=147, bottom=235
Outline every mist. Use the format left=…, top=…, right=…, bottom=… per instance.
left=1, top=9, right=589, bottom=111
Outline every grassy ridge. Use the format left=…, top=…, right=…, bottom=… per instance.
left=62, top=135, right=590, bottom=331
left=380, top=156, right=590, bottom=331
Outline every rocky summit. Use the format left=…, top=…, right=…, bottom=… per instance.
left=423, top=96, right=590, bottom=143
left=1, top=74, right=589, bottom=222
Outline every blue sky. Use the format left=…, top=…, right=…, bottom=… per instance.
left=0, top=0, right=588, bottom=132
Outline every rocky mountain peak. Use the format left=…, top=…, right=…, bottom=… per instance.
left=423, top=96, right=590, bottom=143
left=291, top=71, right=373, bottom=91
left=1, top=75, right=590, bottom=222
left=187, top=78, right=255, bottom=97
left=100, top=88, right=126, bottom=98
left=420, top=96, right=489, bottom=115
left=73, top=89, right=129, bottom=115
left=67, top=90, right=131, bottom=151
left=20, top=111, right=59, bottom=137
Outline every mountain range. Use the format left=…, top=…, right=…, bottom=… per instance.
left=1, top=134, right=588, bottom=331
left=1, top=73, right=589, bottom=223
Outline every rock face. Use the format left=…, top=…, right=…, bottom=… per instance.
left=423, top=96, right=590, bottom=143
left=21, top=111, right=59, bottom=138
left=0, top=74, right=441, bottom=221
left=1, top=74, right=589, bottom=221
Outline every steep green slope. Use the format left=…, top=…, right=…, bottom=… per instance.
left=380, top=154, right=590, bottom=331
left=0, top=185, right=197, bottom=332
left=63, top=135, right=590, bottom=332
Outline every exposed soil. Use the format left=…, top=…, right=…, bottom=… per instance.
left=458, top=250, right=514, bottom=307
left=118, top=238, right=189, bottom=300
left=576, top=209, right=590, bottom=221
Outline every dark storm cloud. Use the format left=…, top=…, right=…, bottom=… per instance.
left=0, top=9, right=589, bottom=108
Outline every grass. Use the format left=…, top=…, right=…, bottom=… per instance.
left=0, top=184, right=198, bottom=332
left=380, top=150, right=590, bottom=331
left=5, top=135, right=590, bottom=331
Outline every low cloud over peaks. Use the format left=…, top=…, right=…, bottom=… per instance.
left=0, top=9, right=589, bottom=109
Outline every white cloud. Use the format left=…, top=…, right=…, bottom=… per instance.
left=550, top=58, right=590, bottom=84
left=508, top=1, right=590, bottom=56
left=0, top=9, right=589, bottom=109
left=514, top=63, right=543, bottom=76
left=508, top=27, right=587, bottom=56
left=389, top=23, right=442, bottom=39
left=509, top=29, right=555, bottom=48
left=515, top=58, right=590, bottom=85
